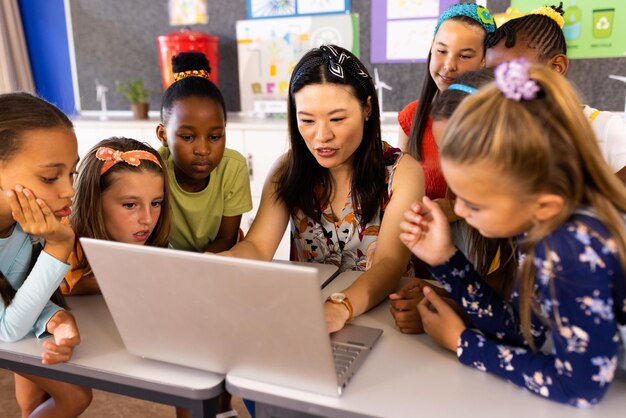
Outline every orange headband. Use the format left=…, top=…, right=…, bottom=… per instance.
left=96, top=147, right=162, bottom=175
left=173, top=69, right=210, bottom=82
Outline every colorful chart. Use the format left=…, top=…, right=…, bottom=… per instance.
left=236, top=14, right=359, bottom=112
left=511, top=0, right=625, bottom=59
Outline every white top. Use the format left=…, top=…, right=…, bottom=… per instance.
left=0, top=224, right=69, bottom=341
left=583, top=105, right=626, bottom=172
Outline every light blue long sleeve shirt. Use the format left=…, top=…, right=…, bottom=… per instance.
left=0, top=224, right=70, bottom=342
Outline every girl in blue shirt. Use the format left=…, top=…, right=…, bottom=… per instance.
left=400, top=60, right=626, bottom=406
left=0, top=93, right=92, bottom=416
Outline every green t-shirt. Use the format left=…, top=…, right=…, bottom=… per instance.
left=159, top=147, right=252, bottom=252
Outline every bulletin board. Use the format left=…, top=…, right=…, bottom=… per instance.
left=70, top=0, right=625, bottom=113
left=371, top=0, right=457, bottom=63
left=511, top=0, right=625, bottom=59
left=236, top=13, right=359, bottom=112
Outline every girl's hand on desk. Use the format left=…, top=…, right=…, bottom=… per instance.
left=324, top=302, right=350, bottom=334
left=389, top=278, right=426, bottom=334
left=399, top=197, right=455, bottom=266
left=417, top=287, right=466, bottom=353
left=42, top=310, right=81, bottom=365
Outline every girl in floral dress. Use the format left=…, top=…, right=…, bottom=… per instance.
left=400, top=59, right=626, bottom=406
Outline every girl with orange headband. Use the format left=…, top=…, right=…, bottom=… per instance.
left=61, top=136, right=171, bottom=295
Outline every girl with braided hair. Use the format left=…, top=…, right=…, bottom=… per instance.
left=486, top=3, right=626, bottom=184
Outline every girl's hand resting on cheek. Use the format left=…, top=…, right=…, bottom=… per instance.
left=7, top=185, right=74, bottom=261
left=43, top=310, right=81, bottom=365
left=399, top=196, right=456, bottom=266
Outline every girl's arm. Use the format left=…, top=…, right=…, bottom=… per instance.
left=452, top=231, right=621, bottom=406
left=1, top=249, right=70, bottom=341
left=221, top=161, right=290, bottom=261
left=204, top=215, right=242, bottom=253
left=422, top=221, right=622, bottom=406
left=401, top=196, right=543, bottom=344
left=326, top=155, right=425, bottom=332
left=1, top=188, right=72, bottom=342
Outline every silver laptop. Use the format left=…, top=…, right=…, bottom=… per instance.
left=80, top=238, right=382, bottom=396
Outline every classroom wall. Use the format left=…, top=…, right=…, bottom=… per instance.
left=70, top=0, right=626, bottom=113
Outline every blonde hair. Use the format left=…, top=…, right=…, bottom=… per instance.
left=440, top=64, right=626, bottom=348
left=70, top=137, right=171, bottom=276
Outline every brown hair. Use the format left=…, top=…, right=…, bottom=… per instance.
left=69, top=137, right=171, bottom=276
left=440, top=65, right=626, bottom=348
left=431, top=68, right=517, bottom=297
left=409, top=15, right=489, bottom=161
left=0, top=92, right=74, bottom=308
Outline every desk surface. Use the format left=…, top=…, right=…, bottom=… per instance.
left=227, top=272, right=626, bottom=418
left=0, top=296, right=224, bottom=400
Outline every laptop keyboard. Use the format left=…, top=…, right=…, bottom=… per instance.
left=332, top=342, right=364, bottom=381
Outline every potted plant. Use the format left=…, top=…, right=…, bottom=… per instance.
left=115, top=78, right=150, bottom=119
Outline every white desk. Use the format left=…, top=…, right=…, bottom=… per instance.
left=0, top=296, right=224, bottom=417
left=227, top=272, right=626, bottom=418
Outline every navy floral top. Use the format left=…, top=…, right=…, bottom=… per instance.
left=429, top=211, right=626, bottom=407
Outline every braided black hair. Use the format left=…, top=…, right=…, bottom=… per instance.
left=160, top=51, right=226, bottom=124
left=486, top=3, right=566, bottom=62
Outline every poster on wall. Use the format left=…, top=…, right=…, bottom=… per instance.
left=247, top=0, right=350, bottom=19
left=371, top=0, right=457, bottom=63
left=511, top=0, right=625, bottom=59
left=236, top=14, right=359, bottom=113
left=168, top=0, right=208, bottom=25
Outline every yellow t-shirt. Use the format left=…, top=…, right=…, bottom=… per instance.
left=159, top=147, right=252, bottom=252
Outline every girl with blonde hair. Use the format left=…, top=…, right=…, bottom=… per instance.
left=400, top=59, right=626, bottom=405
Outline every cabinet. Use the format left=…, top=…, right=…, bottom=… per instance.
left=72, top=114, right=400, bottom=260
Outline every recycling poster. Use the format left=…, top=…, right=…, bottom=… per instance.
left=511, top=0, right=625, bottom=59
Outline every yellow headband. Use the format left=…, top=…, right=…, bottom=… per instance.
left=531, top=6, right=564, bottom=29
left=173, top=69, right=210, bottom=82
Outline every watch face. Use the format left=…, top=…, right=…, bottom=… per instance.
left=330, top=292, right=346, bottom=302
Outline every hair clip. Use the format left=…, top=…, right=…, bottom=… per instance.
left=174, top=69, right=210, bottom=82
left=319, top=45, right=369, bottom=80
left=435, top=3, right=496, bottom=35
left=531, top=6, right=565, bottom=29
left=447, top=83, right=478, bottom=95
left=494, top=58, right=541, bottom=101
left=96, top=147, right=162, bottom=174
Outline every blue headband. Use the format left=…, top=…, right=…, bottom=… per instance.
left=434, top=3, right=496, bottom=35
left=447, top=83, right=478, bottom=94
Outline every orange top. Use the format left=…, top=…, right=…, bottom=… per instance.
left=398, top=100, right=447, bottom=200
left=60, top=244, right=85, bottom=295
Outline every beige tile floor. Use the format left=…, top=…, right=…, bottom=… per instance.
left=0, top=368, right=251, bottom=417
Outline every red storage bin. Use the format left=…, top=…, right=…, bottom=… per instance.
left=156, top=30, right=219, bottom=89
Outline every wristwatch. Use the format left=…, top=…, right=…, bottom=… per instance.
left=326, top=292, right=353, bottom=322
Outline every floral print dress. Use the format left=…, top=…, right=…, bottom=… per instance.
left=290, top=143, right=413, bottom=276
left=428, top=210, right=626, bottom=406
